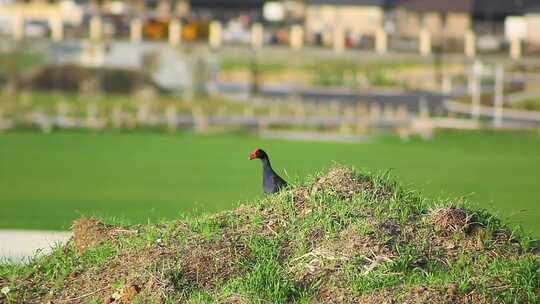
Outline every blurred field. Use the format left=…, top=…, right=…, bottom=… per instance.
left=0, top=130, right=539, bottom=235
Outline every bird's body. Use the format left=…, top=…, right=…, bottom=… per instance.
left=261, top=156, right=288, bottom=193
left=249, top=148, right=287, bottom=193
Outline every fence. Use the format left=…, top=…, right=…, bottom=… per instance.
left=0, top=96, right=414, bottom=132
left=3, top=12, right=540, bottom=60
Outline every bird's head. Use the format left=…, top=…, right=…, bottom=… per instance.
left=249, top=148, right=267, bottom=160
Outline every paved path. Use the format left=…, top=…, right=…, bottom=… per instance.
left=260, top=130, right=368, bottom=143
left=0, top=230, right=72, bottom=262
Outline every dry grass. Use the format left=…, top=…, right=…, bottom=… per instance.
left=54, top=244, right=174, bottom=303
left=311, top=166, right=390, bottom=201
left=73, top=218, right=110, bottom=255
left=429, top=207, right=472, bottom=236
left=73, top=218, right=137, bottom=255
left=176, top=237, right=250, bottom=289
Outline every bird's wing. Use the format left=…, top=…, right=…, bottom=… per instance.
left=274, top=173, right=288, bottom=188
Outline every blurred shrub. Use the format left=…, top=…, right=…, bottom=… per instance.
left=18, top=64, right=154, bottom=94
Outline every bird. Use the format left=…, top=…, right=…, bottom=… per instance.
left=249, top=148, right=288, bottom=194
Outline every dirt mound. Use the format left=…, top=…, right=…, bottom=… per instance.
left=2, top=166, right=538, bottom=304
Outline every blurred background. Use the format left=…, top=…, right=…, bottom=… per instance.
left=0, top=0, right=539, bottom=244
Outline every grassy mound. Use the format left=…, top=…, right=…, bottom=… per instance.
left=1, top=166, right=539, bottom=303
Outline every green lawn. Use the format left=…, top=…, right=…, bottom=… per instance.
left=0, top=130, right=539, bottom=235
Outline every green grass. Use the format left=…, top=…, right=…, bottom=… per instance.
left=220, top=56, right=421, bottom=88
left=220, top=55, right=424, bottom=73
left=1, top=166, right=538, bottom=303
left=0, top=130, right=539, bottom=235
left=0, top=91, right=250, bottom=116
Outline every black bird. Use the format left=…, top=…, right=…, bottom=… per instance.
left=249, top=148, right=287, bottom=193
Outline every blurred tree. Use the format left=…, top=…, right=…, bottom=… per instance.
left=0, top=40, right=42, bottom=95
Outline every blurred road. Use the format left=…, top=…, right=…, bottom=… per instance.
left=218, top=82, right=450, bottom=114
left=0, top=230, right=71, bottom=262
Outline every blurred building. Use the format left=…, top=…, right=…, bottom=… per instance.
left=304, top=0, right=395, bottom=45
left=395, top=0, right=539, bottom=41
left=472, top=0, right=533, bottom=36
left=2, top=0, right=540, bottom=49
left=394, top=0, right=471, bottom=39
left=525, top=5, right=540, bottom=45
left=189, top=0, right=265, bottom=21
left=0, top=0, right=83, bottom=37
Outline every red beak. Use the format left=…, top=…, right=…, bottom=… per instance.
left=249, top=152, right=256, bottom=160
